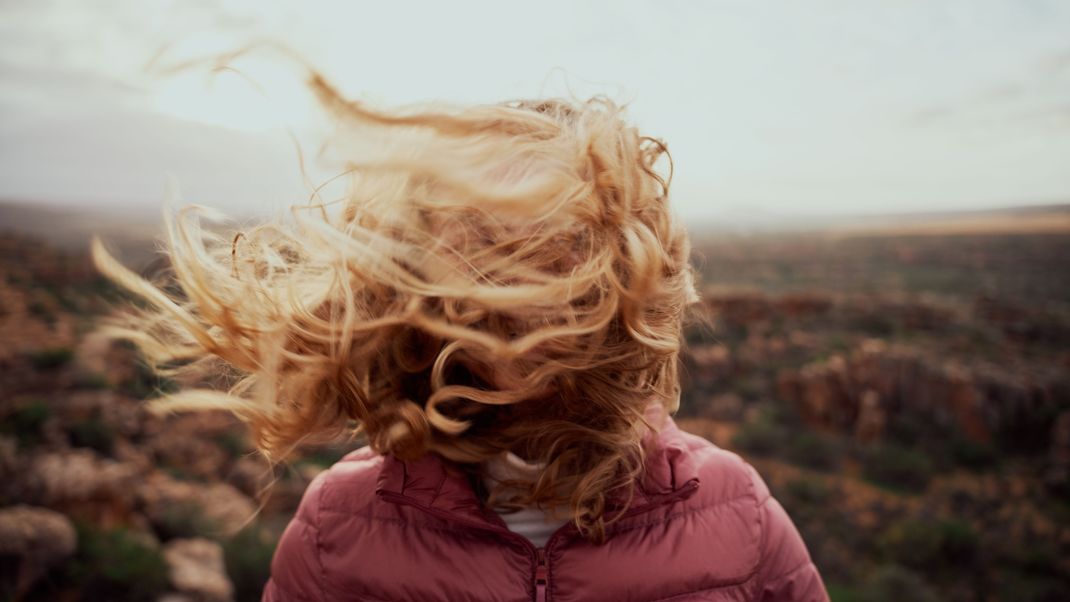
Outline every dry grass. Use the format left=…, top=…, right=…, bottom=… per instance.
left=824, top=208, right=1070, bottom=239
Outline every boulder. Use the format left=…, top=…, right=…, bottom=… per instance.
left=23, top=449, right=141, bottom=523
left=163, top=538, right=234, bottom=601
left=706, top=393, right=744, bottom=421
left=138, top=472, right=256, bottom=537
left=0, top=505, right=77, bottom=596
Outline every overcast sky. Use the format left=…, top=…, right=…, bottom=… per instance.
left=1, top=0, right=1068, bottom=225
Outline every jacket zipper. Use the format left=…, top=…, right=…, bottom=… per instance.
left=379, top=491, right=551, bottom=600
left=534, top=547, right=548, bottom=602
left=380, top=479, right=699, bottom=602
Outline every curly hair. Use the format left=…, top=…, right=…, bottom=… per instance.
left=91, top=72, right=700, bottom=541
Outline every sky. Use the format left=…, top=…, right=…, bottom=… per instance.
left=1, top=0, right=1068, bottom=226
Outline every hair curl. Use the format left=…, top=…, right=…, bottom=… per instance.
left=92, top=72, right=700, bottom=541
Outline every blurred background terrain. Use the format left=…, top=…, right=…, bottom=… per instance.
left=3, top=0, right=1070, bottom=600
left=1, top=200, right=1067, bottom=601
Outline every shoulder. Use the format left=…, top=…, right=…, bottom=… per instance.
left=611, top=424, right=769, bottom=578
left=298, top=446, right=385, bottom=518
left=265, top=447, right=386, bottom=601
left=582, top=425, right=827, bottom=599
left=675, top=427, right=829, bottom=600
left=675, top=426, right=772, bottom=506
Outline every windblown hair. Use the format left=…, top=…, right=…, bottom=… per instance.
left=92, top=73, right=700, bottom=541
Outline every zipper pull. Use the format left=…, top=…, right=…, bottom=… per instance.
left=535, top=547, right=548, bottom=602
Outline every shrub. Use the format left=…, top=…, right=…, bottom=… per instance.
left=69, top=416, right=115, bottom=455
left=119, top=358, right=177, bottom=399
left=155, top=500, right=220, bottom=540
left=27, top=301, right=55, bottom=324
left=886, top=411, right=1000, bottom=473
left=946, top=436, right=998, bottom=471
left=879, top=516, right=977, bottom=573
left=861, top=443, right=934, bottom=493
left=224, top=525, right=278, bottom=602
left=729, top=374, right=767, bottom=402
left=855, top=565, right=940, bottom=602
left=992, top=536, right=1068, bottom=599
left=62, top=524, right=169, bottom=602
left=878, top=519, right=940, bottom=570
left=732, top=420, right=785, bottom=457
left=849, top=313, right=897, bottom=338
left=884, top=413, right=928, bottom=447
left=937, top=518, right=980, bottom=564
left=995, top=569, right=1067, bottom=602
left=2, top=400, right=50, bottom=448
left=75, top=372, right=112, bottom=390
left=27, top=347, right=73, bottom=370
left=825, top=582, right=864, bottom=602
left=787, top=432, right=842, bottom=471
left=778, top=477, right=833, bottom=527
left=782, top=476, right=832, bottom=507
left=216, top=430, right=250, bottom=459
left=732, top=402, right=844, bottom=472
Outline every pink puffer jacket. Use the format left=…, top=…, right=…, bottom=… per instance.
left=263, top=415, right=829, bottom=601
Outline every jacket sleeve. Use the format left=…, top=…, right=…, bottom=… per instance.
left=748, top=465, right=830, bottom=602
left=262, top=469, right=330, bottom=602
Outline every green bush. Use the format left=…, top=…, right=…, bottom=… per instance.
left=825, top=582, right=865, bottom=602
left=119, top=358, right=178, bottom=399
left=991, top=536, right=1069, bottom=599
left=216, top=430, right=251, bottom=459
left=782, top=476, right=832, bottom=507
left=937, top=518, right=980, bottom=563
left=995, top=569, right=1067, bottom=602
left=1, top=400, right=51, bottom=448
left=729, top=374, right=768, bottom=402
left=787, top=432, right=842, bottom=471
left=946, top=436, right=998, bottom=471
left=224, top=525, right=278, bottom=602
left=69, top=416, right=115, bottom=455
left=879, top=517, right=978, bottom=572
left=778, top=477, right=833, bottom=527
left=62, top=524, right=169, bottom=602
left=732, top=420, right=785, bottom=457
left=884, top=413, right=928, bottom=447
left=27, top=347, right=73, bottom=370
left=886, top=411, right=1000, bottom=473
left=156, top=500, right=221, bottom=540
left=854, top=565, right=940, bottom=602
left=75, top=372, right=112, bottom=390
left=27, top=301, right=55, bottom=324
left=849, top=313, right=897, bottom=338
left=861, top=443, right=934, bottom=493
left=732, top=403, right=844, bottom=473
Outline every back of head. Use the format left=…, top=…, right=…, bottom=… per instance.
left=93, top=73, right=700, bottom=541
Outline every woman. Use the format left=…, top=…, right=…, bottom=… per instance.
left=93, top=72, right=829, bottom=601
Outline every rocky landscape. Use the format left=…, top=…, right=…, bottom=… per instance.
left=1, top=204, right=1069, bottom=601
left=678, top=221, right=1070, bottom=601
left=0, top=228, right=349, bottom=601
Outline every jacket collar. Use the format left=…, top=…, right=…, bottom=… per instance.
left=375, top=405, right=701, bottom=531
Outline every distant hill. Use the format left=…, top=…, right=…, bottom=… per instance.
left=4, top=198, right=1069, bottom=267
left=819, top=203, right=1070, bottom=238
left=1, top=200, right=164, bottom=269
left=691, top=202, right=1070, bottom=238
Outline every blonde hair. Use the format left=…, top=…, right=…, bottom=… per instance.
left=92, top=73, right=700, bottom=540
